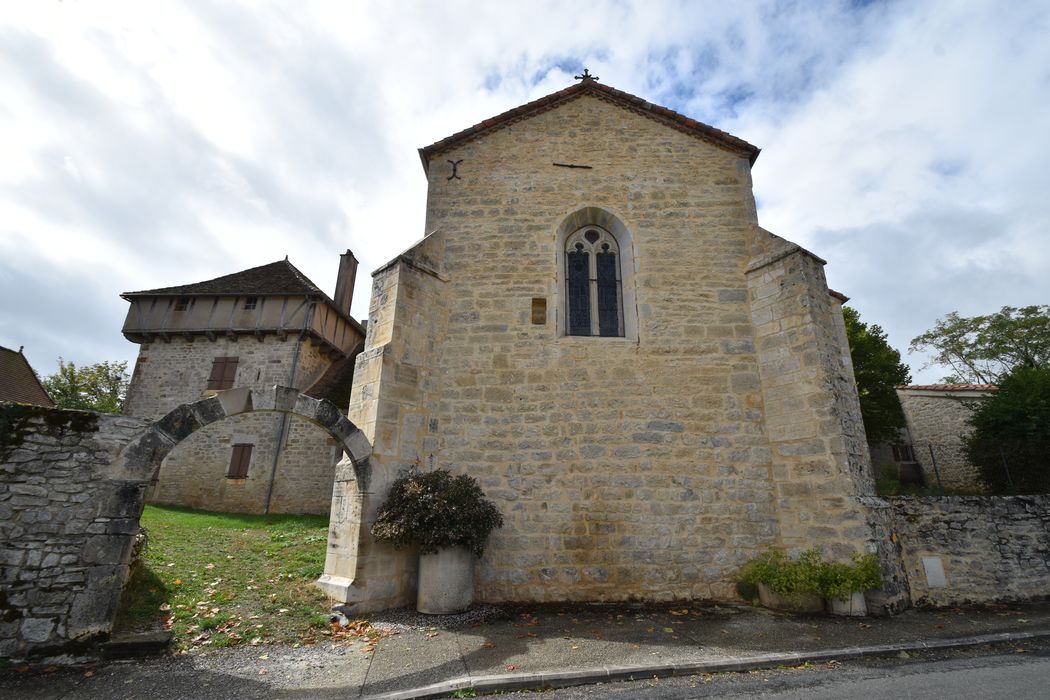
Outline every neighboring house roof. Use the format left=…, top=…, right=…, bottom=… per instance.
left=121, top=259, right=365, bottom=335
left=0, top=345, right=54, bottom=406
left=898, top=384, right=998, bottom=392
left=122, top=259, right=325, bottom=298
left=418, top=77, right=761, bottom=172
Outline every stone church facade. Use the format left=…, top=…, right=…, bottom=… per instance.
left=121, top=254, right=365, bottom=514
left=319, top=78, right=881, bottom=612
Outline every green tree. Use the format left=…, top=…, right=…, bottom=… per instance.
left=42, top=358, right=130, bottom=413
left=965, top=365, right=1050, bottom=493
left=843, top=307, right=912, bottom=443
left=909, top=305, right=1050, bottom=384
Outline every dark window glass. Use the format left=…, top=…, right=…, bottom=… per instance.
left=596, top=250, right=619, bottom=337
left=243, top=297, right=257, bottom=310
left=175, top=297, right=190, bottom=311
left=567, top=249, right=591, bottom=336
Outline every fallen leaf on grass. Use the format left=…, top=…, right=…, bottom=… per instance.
left=159, top=603, right=171, bottom=611
left=516, top=632, right=536, bottom=639
left=481, top=642, right=496, bottom=649
left=858, top=623, right=871, bottom=629
left=258, top=668, right=268, bottom=675
left=505, top=664, right=519, bottom=671
left=43, top=666, right=58, bottom=674
left=83, top=671, right=95, bottom=678
left=670, top=608, right=689, bottom=616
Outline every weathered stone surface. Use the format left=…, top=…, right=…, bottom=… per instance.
left=330, top=92, right=879, bottom=610
left=0, top=408, right=149, bottom=659
left=896, top=387, right=993, bottom=489
left=887, top=495, right=1050, bottom=606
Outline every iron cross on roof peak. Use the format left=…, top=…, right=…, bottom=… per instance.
left=574, top=68, right=598, bottom=82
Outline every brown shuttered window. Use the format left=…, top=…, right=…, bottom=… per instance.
left=207, top=356, right=239, bottom=390
left=227, top=443, right=252, bottom=478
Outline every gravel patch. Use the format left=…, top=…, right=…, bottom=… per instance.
left=365, top=604, right=509, bottom=632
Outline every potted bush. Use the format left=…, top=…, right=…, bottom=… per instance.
left=738, top=549, right=825, bottom=613
left=370, top=469, right=503, bottom=614
left=738, top=548, right=882, bottom=616
left=820, top=553, right=882, bottom=617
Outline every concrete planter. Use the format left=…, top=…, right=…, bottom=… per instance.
left=417, top=546, right=474, bottom=614
left=757, top=583, right=824, bottom=613
left=829, top=591, right=868, bottom=617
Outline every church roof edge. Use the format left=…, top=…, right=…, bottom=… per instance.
left=417, top=79, right=761, bottom=173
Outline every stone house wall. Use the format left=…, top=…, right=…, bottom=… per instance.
left=888, top=495, right=1050, bottom=606
left=336, top=93, right=880, bottom=610
left=0, top=406, right=149, bottom=660
left=125, top=336, right=340, bottom=514
left=896, top=388, right=991, bottom=489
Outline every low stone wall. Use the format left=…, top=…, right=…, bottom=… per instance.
left=0, top=404, right=149, bottom=660
left=889, top=495, right=1050, bottom=606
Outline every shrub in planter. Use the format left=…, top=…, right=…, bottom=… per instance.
left=370, top=469, right=504, bottom=556
left=371, top=469, right=504, bottom=614
left=738, top=549, right=882, bottom=615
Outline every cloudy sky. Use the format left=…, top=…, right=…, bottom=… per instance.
left=1, top=0, right=1047, bottom=385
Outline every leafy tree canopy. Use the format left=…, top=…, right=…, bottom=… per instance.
left=965, top=365, right=1050, bottom=493
left=42, top=358, right=129, bottom=413
left=910, top=305, right=1050, bottom=384
left=843, top=306, right=911, bottom=443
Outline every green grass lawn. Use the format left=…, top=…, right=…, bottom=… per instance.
left=114, top=505, right=335, bottom=650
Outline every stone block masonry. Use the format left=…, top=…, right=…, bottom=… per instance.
left=126, top=334, right=341, bottom=514
left=0, top=405, right=149, bottom=660
left=888, top=495, right=1050, bottom=606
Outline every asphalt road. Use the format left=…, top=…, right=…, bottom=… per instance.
left=503, top=637, right=1050, bottom=699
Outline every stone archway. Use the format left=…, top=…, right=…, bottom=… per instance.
left=112, top=385, right=372, bottom=486
left=111, top=384, right=375, bottom=610
left=0, top=389, right=373, bottom=658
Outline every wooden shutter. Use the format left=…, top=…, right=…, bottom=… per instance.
left=221, top=357, right=239, bottom=389
left=207, top=356, right=239, bottom=390
left=227, top=443, right=252, bottom=478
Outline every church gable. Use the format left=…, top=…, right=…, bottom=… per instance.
left=418, top=79, right=760, bottom=173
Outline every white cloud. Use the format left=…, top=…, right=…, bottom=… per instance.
left=0, top=0, right=1046, bottom=386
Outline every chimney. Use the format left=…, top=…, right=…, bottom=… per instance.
left=333, top=249, right=359, bottom=317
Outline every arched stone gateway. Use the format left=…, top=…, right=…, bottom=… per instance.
left=0, top=387, right=374, bottom=659
left=111, top=385, right=374, bottom=608
left=112, top=385, right=372, bottom=486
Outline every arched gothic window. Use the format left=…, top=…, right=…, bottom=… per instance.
left=565, top=226, right=623, bottom=337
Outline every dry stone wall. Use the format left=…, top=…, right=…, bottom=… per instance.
left=888, top=495, right=1050, bottom=606
left=0, top=405, right=149, bottom=660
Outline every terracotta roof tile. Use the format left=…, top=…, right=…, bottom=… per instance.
left=418, top=79, right=761, bottom=172
left=0, top=345, right=54, bottom=406
left=898, top=384, right=998, bottom=392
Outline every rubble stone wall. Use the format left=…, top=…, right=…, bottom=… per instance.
left=0, top=405, right=149, bottom=660
left=889, top=495, right=1050, bottom=606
